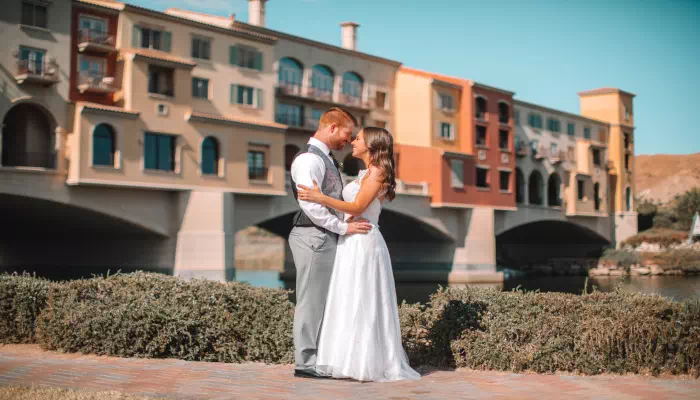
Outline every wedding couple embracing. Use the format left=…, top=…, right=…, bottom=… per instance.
left=288, top=107, right=420, bottom=383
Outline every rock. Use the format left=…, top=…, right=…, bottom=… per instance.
left=631, top=267, right=651, bottom=275
left=664, top=269, right=684, bottom=275
left=650, top=265, right=665, bottom=275
left=609, top=269, right=625, bottom=276
left=589, top=267, right=609, bottom=276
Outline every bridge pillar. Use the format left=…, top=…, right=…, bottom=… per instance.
left=174, top=191, right=235, bottom=281
left=450, top=207, right=503, bottom=283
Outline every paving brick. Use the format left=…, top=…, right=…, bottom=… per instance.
left=0, top=345, right=698, bottom=399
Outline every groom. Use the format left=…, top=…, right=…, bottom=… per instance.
left=289, top=107, right=372, bottom=379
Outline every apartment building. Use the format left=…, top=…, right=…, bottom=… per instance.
left=514, top=101, right=610, bottom=218
left=0, top=0, right=72, bottom=172
left=394, top=67, right=516, bottom=210
left=65, top=0, right=286, bottom=195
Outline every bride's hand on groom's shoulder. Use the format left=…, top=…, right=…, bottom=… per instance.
left=297, top=180, right=324, bottom=204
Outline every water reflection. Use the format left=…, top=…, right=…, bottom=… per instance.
left=236, top=270, right=700, bottom=304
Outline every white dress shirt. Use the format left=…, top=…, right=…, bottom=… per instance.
left=291, top=138, right=348, bottom=235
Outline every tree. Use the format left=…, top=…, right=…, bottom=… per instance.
left=672, top=187, right=700, bottom=231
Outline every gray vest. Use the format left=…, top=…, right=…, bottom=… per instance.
left=290, top=144, right=344, bottom=229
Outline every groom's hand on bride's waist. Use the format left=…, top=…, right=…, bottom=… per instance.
left=346, top=217, right=372, bottom=235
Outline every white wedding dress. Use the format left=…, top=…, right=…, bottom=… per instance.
left=315, top=169, right=420, bottom=382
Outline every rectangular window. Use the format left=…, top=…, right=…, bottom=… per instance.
left=528, top=113, right=543, bottom=129
left=499, top=170, right=510, bottom=192
left=498, top=130, right=509, bottom=150
left=148, top=65, right=174, bottom=97
left=598, top=129, right=606, bottom=142
left=514, top=110, right=520, bottom=125
left=18, top=46, right=45, bottom=75
left=584, top=127, right=591, bottom=139
left=230, top=84, right=263, bottom=108
left=375, top=91, right=387, bottom=109
left=275, top=103, right=302, bottom=126
left=440, top=122, right=455, bottom=140
left=78, top=16, right=107, bottom=43
left=592, top=148, right=601, bottom=166
left=133, top=26, right=170, bottom=52
left=450, top=159, right=464, bottom=189
left=547, top=118, right=561, bottom=132
left=476, top=125, right=487, bottom=146
left=192, top=77, right=209, bottom=99
left=567, top=123, right=575, bottom=136
left=624, top=133, right=631, bottom=149
left=144, top=133, right=175, bottom=171
left=78, top=55, right=106, bottom=85
left=230, top=45, right=263, bottom=71
left=438, top=93, right=455, bottom=111
left=625, top=154, right=630, bottom=170
left=550, top=143, right=558, bottom=157
left=577, top=179, right=585, bottom=200
left=21, top=2, right=47, bottom=29
left=476, top=167, right=489, bottom=189
left=191, top=37, right=211, bottom=60
left=248, top=150, right=267, bottom=180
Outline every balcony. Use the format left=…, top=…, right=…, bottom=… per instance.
left=14, top=59, right=59, bottom=85
left=77, top=28, right=116, bottom=53
left=549, top=150, right=565, bottom=164
left=275, top=114, right=319, bottom=131
left=515, top=141, right=529, bottom=157
left=534, top=146, right=547, bottom=160
left=276, top=83, right=372, bottom=110
left=77, top=72, right=117, bottom=94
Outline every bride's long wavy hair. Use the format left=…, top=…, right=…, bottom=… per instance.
left=362, top=127, right=397, bottom=201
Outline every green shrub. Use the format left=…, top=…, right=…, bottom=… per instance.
left=35, top=272, right=294, bottom=363
left=402, top=286, right=700, bottom=376
left=623, top=228, right=689, bottom=248
left=673, top=187, right=700, bottom=231
left=0, top=273, right=51, bottom=344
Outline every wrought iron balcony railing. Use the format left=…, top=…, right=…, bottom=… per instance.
left=248, top=167, right=268, bottom=180
left=77, top=28, right=115, bottom=48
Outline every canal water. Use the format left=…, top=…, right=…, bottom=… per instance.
left=236, top=270, right=700, bottom=304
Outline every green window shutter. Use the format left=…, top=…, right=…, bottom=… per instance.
left=163, top=31, right=172, bottom=52
left=229, top=45, right=237, bottom=65
left=255, top=51, right=263, bottom=71
left=132, top=25, right=142, bottom=48
left=230, top=84, right=237, bottom=104
left=144, top=133, right=157, bottom=170
left=256, top=88, right=263, bottom=109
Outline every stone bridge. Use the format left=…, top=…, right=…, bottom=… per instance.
left=0, top=170, right=612, bottom=283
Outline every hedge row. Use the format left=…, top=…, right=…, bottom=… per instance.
left=2, top=272, right=699, bottom=376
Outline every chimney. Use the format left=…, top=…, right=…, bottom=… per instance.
left=340, top=21, right=359, bottom=51
left=248, top=0, right=268, bottom=27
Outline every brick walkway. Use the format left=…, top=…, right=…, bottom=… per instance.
left=0, top=345, right=698, bottom=399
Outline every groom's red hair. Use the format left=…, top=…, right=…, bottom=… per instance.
left=319, top=107, right=358, bottom=129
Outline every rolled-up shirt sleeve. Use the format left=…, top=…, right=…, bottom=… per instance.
left=291, top=153, right=348, bottom=235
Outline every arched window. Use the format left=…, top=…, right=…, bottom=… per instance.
left=476, top=96, right=487, bottom=120
left=626, top=187, right=632, bottom=211
left=93, top=123, right=115, bottom=167
left=548, top=173, right=562, bottom=207
left=498, top=102, right=510, bottom=124
left=285, top=144, right=300, bottom=172
left=594, top=182, right=601, bottom=211
left=342, top=71, right=363, bottom=104
left=278, top=57, right=303, bottom=87
left=342, top=153, right=365, bottom=177
left=311, top=65, right=334, bottom=99
left=515, top=168, right=525, bottom=204
left=2, top=103, right=56, bottom=168
left=201, top=136, right=219, bottom=175
left=528, top=170, right=543, bottom=205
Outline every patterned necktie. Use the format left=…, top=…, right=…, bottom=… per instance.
left=329, top=152, right=340, bottom=170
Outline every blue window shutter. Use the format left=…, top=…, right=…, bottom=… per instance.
left=132, top=26, right=142, bottom=48
left=144, top=133, right=157, bottom=169
left=256, top=88, right=263, bottom=109
left=158, top=135, right=174, bottom=171
left=229, top=46, right=237, bottom=65
left=230, top=84, right=237, bottom=104
left=93, top=125, right=114, bottom=166
left=163, top=31, right=172, bottom=52
left=255, top=51, right=263, bottom=71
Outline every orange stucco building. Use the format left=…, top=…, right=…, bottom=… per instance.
left=394, top=67, right=516, bottom=211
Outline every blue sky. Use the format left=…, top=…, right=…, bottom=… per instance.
left=131, top=0, right=700, bottom=155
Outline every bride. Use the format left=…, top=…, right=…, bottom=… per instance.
left=296, top=127, right=420, bottom=382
